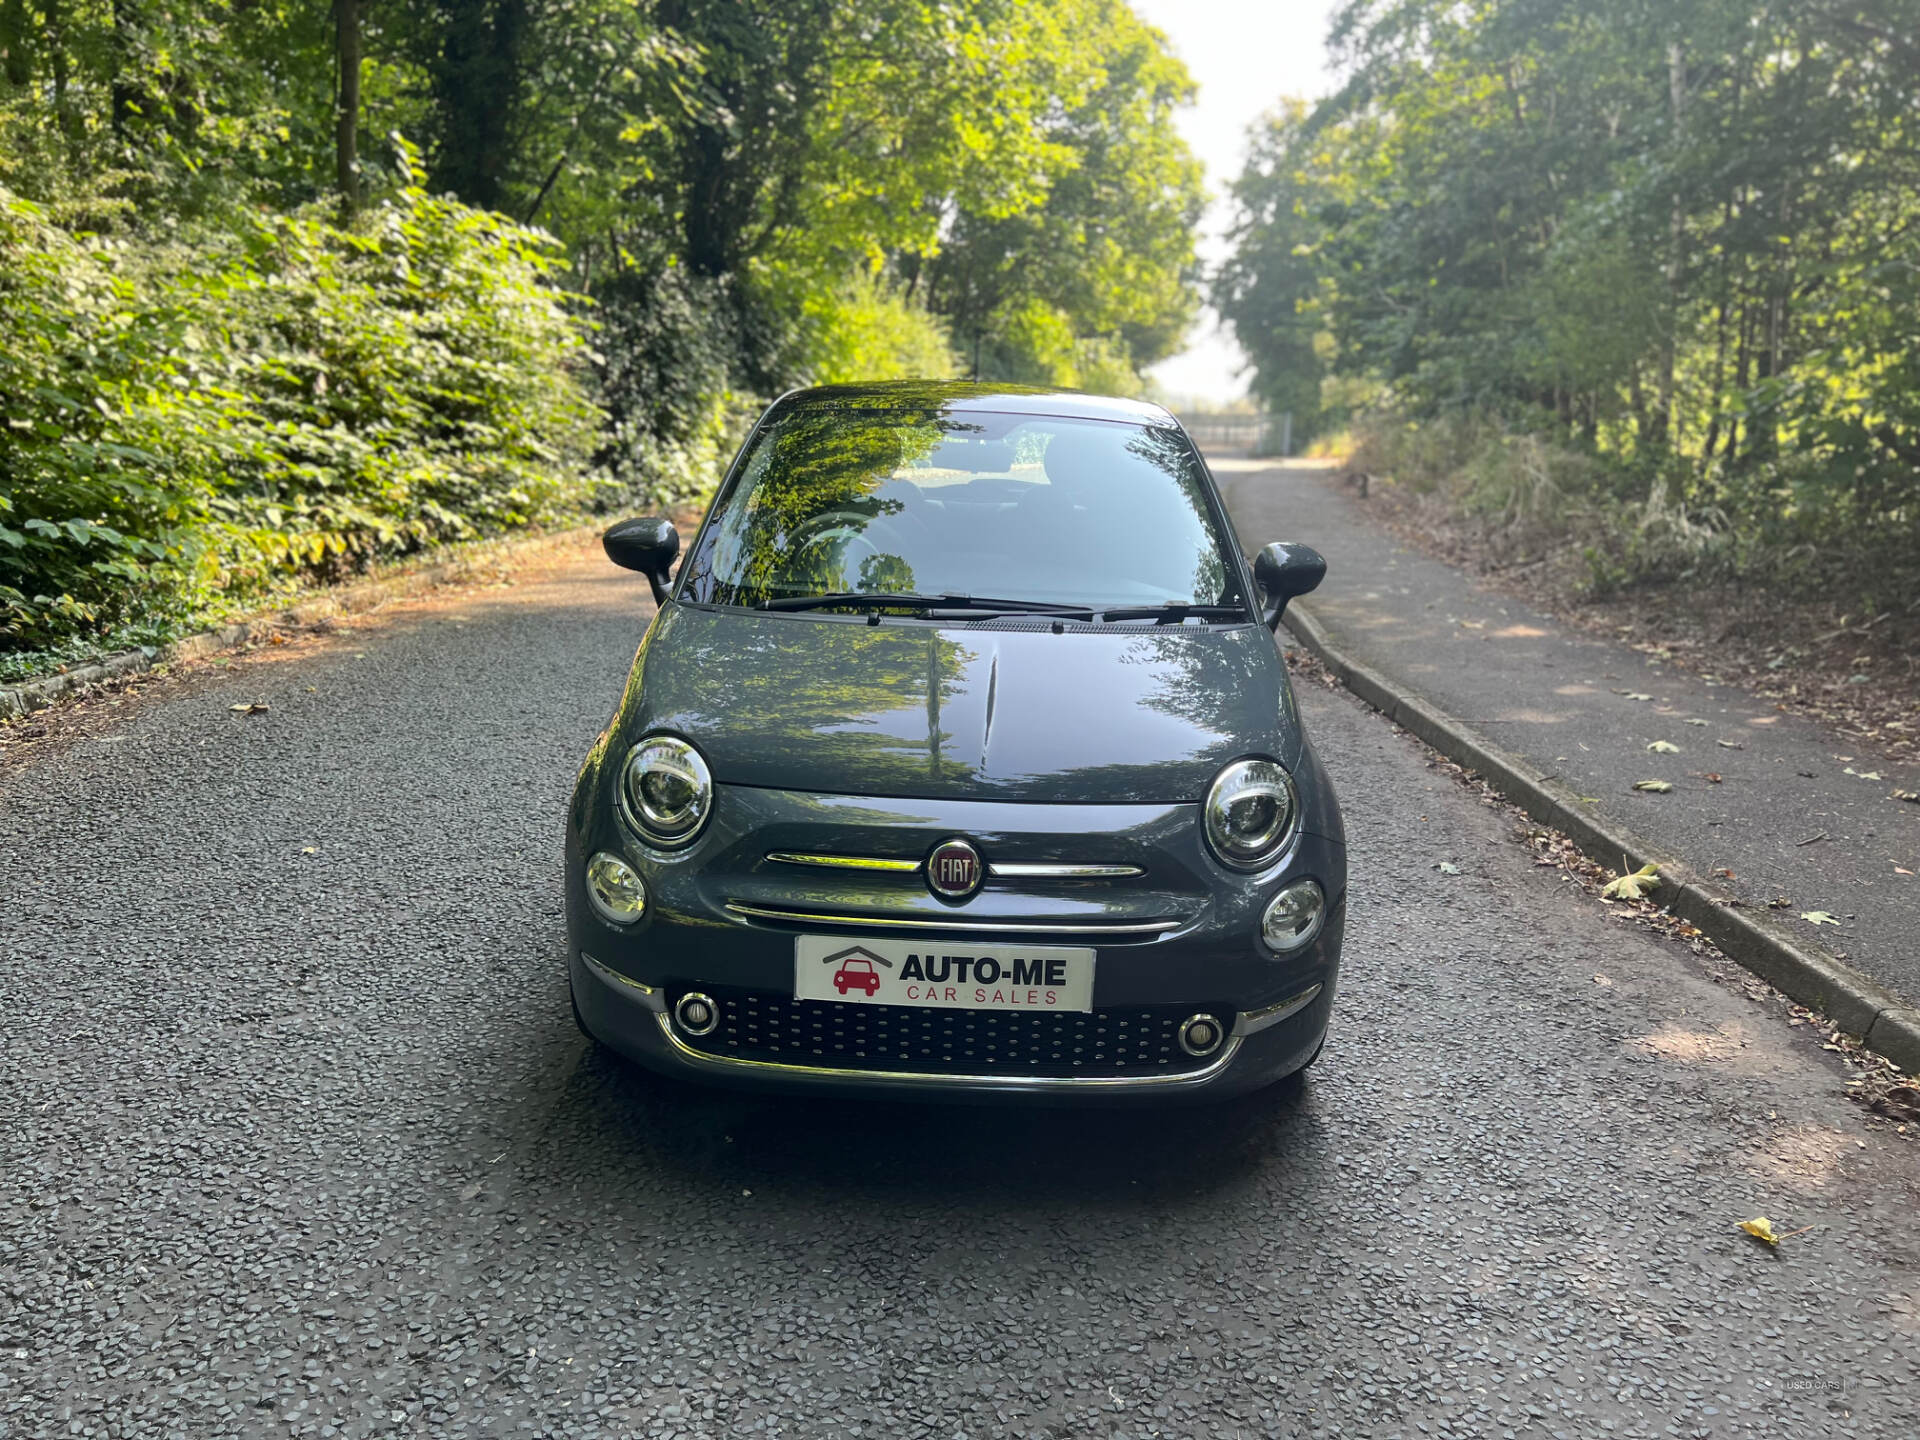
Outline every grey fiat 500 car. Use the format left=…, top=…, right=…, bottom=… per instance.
left=565, top=382, right=1345, bottom=1100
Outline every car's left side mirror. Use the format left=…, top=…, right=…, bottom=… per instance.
left=603, top=517, right=680, bottom=606
left=1252, top=541, right=1327, bottom=631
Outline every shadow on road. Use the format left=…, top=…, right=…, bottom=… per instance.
left=529, top=1036, right=1335, bottom=1214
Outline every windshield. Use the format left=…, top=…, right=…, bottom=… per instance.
left=679, top=407, right=1240, bottom=613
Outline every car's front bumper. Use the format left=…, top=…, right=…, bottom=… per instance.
left=569, top=940, right=1337, bottom=1102
left=567, top=900, right=1343, bottom=1104
left=564, top=779, right=1346, bottom=1102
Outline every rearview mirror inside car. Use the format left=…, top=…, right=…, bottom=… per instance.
left=1252, top=542, right=1327, bottom=631
left=603, top=517, right=680, bottom=605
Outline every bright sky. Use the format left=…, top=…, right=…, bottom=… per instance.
left=1129, top=0, right=1342, bottom=408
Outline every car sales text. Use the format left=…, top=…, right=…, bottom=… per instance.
left=900, top=952, right=1070, bottom=1006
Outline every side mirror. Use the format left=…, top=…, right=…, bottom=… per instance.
left=1252, top=541, right=1327, bottom=631
left=603, top=517, right=680, bottom=606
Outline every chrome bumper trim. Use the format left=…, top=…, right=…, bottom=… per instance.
left=1232, top=983, right=1323, bottom=1037
left=723, top=902, right=1180, bottom=936
left=652, top=1012, right=1242, bottom=1092
left=580, top=950, right=667, bottom=1012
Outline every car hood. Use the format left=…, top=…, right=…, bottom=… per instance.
left=616, top=605, right=1301, bottom=804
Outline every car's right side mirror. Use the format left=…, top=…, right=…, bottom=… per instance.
left=1252, top=542, right=1327, bottom=631
left=603, top=516, right=680, bottom=606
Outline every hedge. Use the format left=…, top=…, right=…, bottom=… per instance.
left=1, top=177, right=603, bottom=666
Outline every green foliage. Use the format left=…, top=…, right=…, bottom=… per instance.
left=799, top=275, right=960, bottom=386
left=1, top=0, right=1206, bottom=661
left=1221, top=0, right=1920, bottom=596
left=0, top=191, right=206, bottom=647
left=925, top=0, right=1204, bottom=391
left=1, top=177, right=601, bottom=652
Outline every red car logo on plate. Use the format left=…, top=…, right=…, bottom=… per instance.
left=832, top=957, right=882, bottom=996
left=821, top=944, right=890, bottom=998
left=926, top=837, right=983, bottom=899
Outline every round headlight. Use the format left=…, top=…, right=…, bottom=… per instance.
left=1204, top=758, right=1297, bottom=869
left=1262, top=878, right=1325, bottom=952
left=619, top=734, right=713, bottom=847
left=585, top=850, right=648, bottom=925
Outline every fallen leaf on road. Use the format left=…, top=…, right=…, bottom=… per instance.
left=230, top=702, right=269, bottom=714
left=1739, top=1217, right=1781, bottom=1247
left=1633, top=779, right=1673, bottom=792
left=1713, top=867, right=1736, bottom=881
left=1685, top=718, right=1708, bottom=726
left=1717, top=740, right=1745, bottom=749
left=1435, top=862, right=1462, bottom=875
left=1896, top=866, right=1914, bottom=876
left=1593, top=974, right=1612, bottom=986
left=1703, top=772, right=1722, bottom=783
left=1893, top=790, right=1919, bottom=804
left=300, top=846, right=318, bottom=855
left=1800, top=911, right=1842, bottom=926
left=1844, top=767, right=1885, bottom=781
left=1647, top=740, right=1680, bottom=753
left=1602, top=862, right=1661, bottom=901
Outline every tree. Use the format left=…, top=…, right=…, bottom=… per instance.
left=336, top=0, right=362, bottom=216
left=924, top=0, right=1203, bottom=390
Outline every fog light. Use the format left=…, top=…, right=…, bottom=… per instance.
left=675, top=992, right=719, bottom=1037
left=585, top=851, right=647, bottom=925
left=1178, top=1013, right=1226, bottom=1057
left=1261, top=879, right=1325, bottom=953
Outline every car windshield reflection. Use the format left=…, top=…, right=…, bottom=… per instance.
left=679, top=405, right=1240, bottom=615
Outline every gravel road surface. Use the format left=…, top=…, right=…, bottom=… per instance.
left=3, top=539, right=1916, bottom=1439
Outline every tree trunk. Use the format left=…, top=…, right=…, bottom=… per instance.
left=1, top=0, right=33, bottom=88
left=47, top=0, right=76, bottom=142
left=110, top=0, right=140, bottom=138
left=336, top=0, right=362, bottom=217
left=1651, top=41, right=1687, bottom=456
left=427, top=0, right=530, bottom=211
left=1750, top=190, right=1792, bottom=464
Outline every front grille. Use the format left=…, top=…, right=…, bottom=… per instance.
left=673, top=987, right=1224, bottom=1077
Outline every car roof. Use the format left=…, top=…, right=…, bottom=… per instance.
left=774, top=381, right=1177, bottom=427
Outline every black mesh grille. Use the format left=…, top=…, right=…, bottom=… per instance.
left=675, top=987, right=1224, bottom=1077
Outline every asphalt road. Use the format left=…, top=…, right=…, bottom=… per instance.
left=1214, top=457, right=1920, bottom=1008
left=3, top=539, right=1917, bottom=1440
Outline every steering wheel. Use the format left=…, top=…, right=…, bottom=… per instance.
left=787, top=510, right=886, bottom=581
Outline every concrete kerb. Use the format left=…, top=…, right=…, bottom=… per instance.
left=1283, top=599, right=1920, bottom=1074
left=0, top=524, right=604, bottom=723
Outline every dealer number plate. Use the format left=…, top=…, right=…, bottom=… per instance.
left=793, top=935, right=1095, bottom=1013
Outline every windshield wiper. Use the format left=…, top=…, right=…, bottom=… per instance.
left=759, top=592, right=1093, bottom=616
left=1096, top=602, right=1253, bottom=624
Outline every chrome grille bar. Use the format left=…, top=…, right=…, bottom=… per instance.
left=724, top=902, right=1180, bottom=936
left=764, top=851, right=921, bottom=873
left=988, top=861, right=1144, bottom=879
left=765, top=852, right=1144, bottom=880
